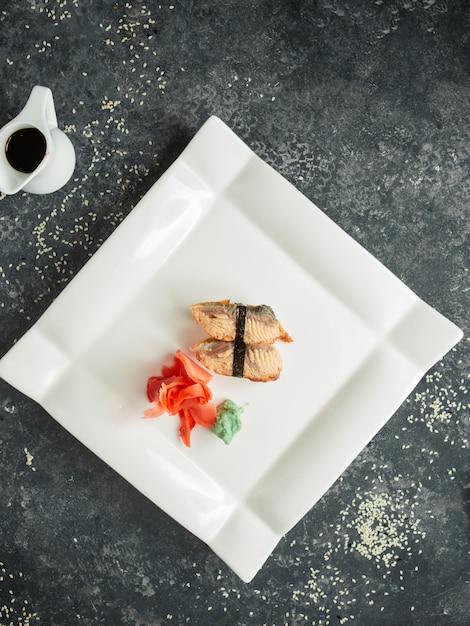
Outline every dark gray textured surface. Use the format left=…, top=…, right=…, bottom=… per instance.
left=0, top=1, right=469, bottom=624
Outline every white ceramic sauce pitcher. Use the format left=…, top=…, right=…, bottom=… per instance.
left=0, top=86, right=75, bottom=195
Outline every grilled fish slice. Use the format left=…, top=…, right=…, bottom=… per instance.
left=191, top=300, right=293, bottom=344
left=189, top=339, right=283, bottom=382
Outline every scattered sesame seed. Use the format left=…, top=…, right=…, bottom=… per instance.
left=24, top=447, right=36, bottom=471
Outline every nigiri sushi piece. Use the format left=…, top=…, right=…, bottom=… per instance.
left=191, top=300, right=293, bottom=345
left=189, top=338, right=283, bottom=382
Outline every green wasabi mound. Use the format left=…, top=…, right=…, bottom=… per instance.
left=211, top=399, right=244, bottom=445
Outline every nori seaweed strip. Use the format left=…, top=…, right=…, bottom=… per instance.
left=232, top=304, right=247, bottom=377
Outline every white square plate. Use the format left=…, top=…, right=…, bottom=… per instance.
left=0, top=116, right=462, bottom=582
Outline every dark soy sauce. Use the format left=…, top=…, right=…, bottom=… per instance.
left=5, top=127, right=47, bottom=173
